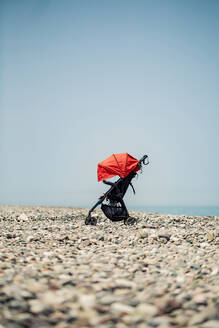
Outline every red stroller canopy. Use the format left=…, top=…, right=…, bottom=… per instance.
left=97, top=153, right=140, bottom=182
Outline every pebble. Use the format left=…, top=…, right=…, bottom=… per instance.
left=0, top=205, right=218, bottom=328
left=136, top=303, right=158, bottom=317
left=188, top=303, right=219, bottom=325
left=111, top=303, right=135, bottom=314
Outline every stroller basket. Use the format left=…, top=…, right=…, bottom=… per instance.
left=101, top=204, right=127, bottom=221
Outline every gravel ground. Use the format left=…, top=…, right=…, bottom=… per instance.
left=0, top=206, right=219, bottom=328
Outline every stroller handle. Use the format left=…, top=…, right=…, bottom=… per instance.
left=138, top=154, right=149, bottom=166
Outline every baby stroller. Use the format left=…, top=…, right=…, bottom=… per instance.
left=85, top=153, right=149, bottom=225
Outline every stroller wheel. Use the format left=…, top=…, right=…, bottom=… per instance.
left=85, top=215, right=97, bottom=226
left=124, top=216, right=136, bottom=226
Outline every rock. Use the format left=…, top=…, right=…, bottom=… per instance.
left=29, top=299, right=47, bottom=313
left=18, top=213, right=29, bottom=221
left=139, top=231, right=148, bottom=239
left=206, top=232, right=215, bottom=241
left=211, top=267, right=218, bottom=275
left=148, top=315, right=171, bottom=327
left=176, top=275, right=185, bottom=284
left=193, top=293, right=208, bottom=305
left=155, top=296, right=182, bottom=314
left=99, top=295, right=115, bottom=305
left=12, top=313, right=32, bottom=324
left=136, top=303, right=158, bottom=317
left=111, top=303, right=135, bottom=314
left=158, top=232, right=171, bottom=241
left=174, top=315, right=189, bottom=326
left=79, top=294, right=96, bottom=309
left=202, top=320, right=219, bottom=328
left=200, top=242, right=210, bottom=248
left=114, top=279, right=135, bottom=289
left=148, top=235, right=157, bottom=243
left=26, top=235, right=34, bottom=243
left=6, top=233, right=16, bottom=239
left=188, top=304, right=219, bottom=325
left=190, top=264, right=201, bottom=270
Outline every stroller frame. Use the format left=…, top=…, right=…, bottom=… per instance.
left=85, top=155, right=149, bottom=225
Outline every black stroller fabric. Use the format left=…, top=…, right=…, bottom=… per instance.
left=101, top=204, right=127, bottom=221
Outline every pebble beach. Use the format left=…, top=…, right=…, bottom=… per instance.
left=0, top=206, right=218, bottom=328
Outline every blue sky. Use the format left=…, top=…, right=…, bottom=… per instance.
left=1, top=0, right=219, bottom=207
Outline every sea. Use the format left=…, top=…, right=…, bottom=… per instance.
left=129, top=206, right=219, bottom=217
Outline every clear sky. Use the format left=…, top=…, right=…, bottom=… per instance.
left=1, top=0, right=219, bottom=207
